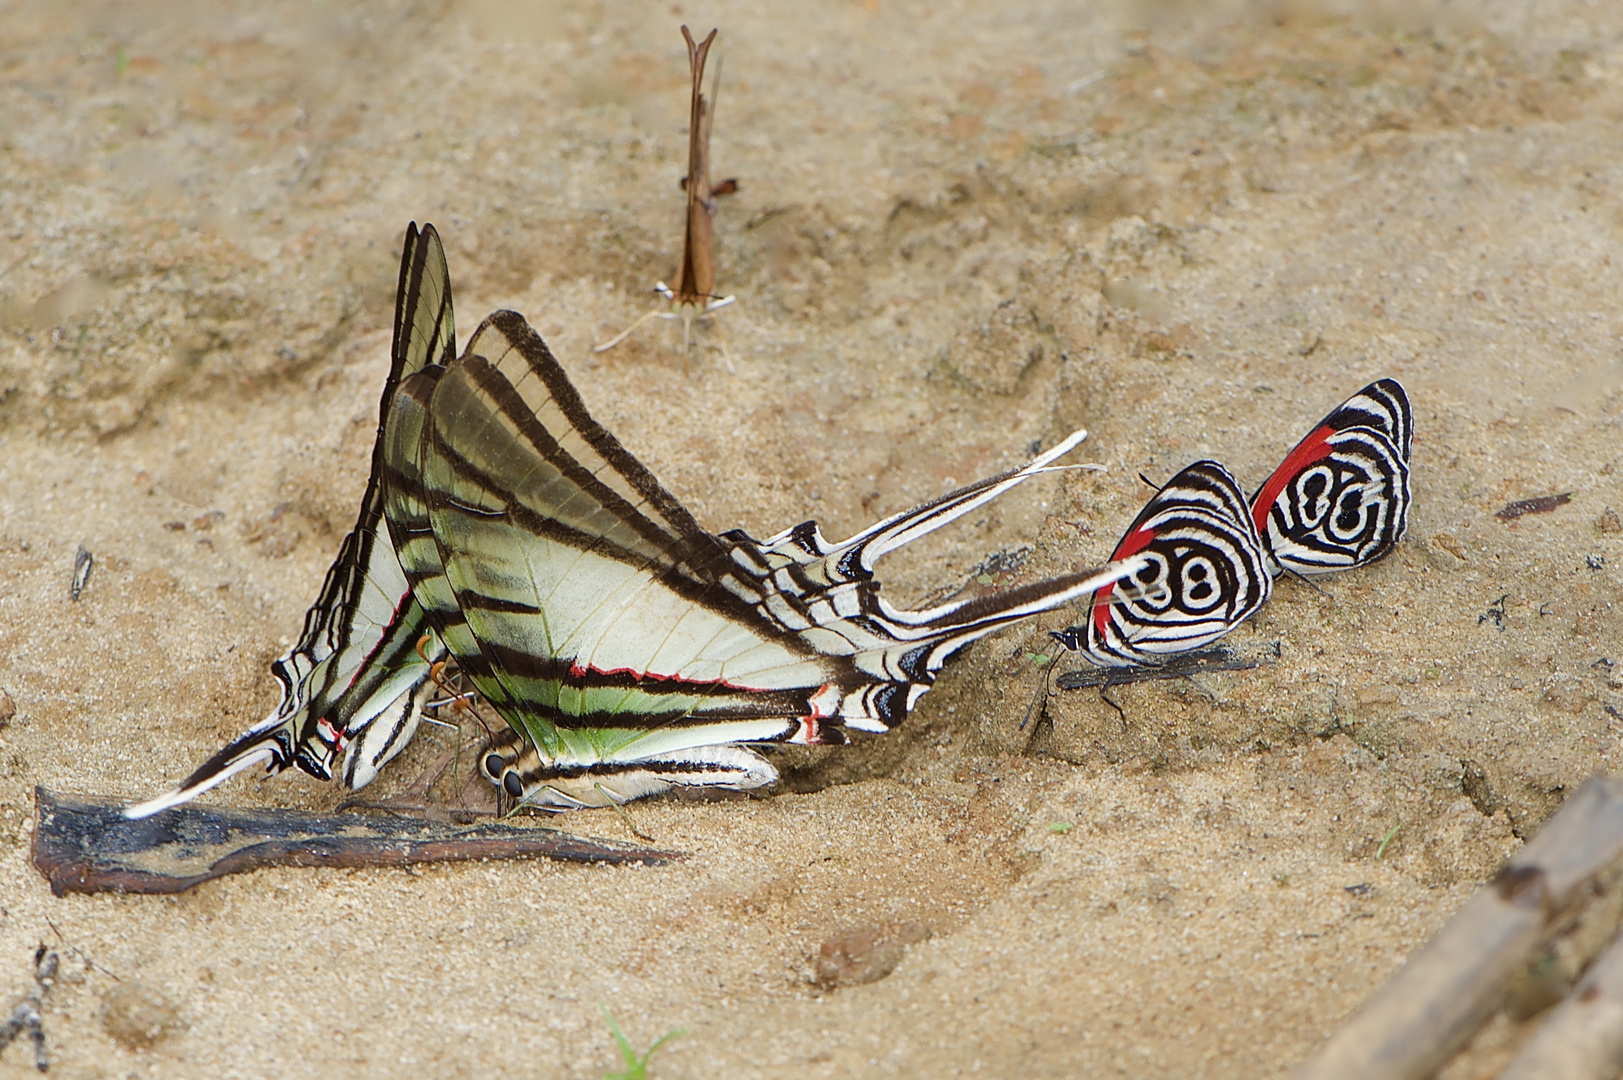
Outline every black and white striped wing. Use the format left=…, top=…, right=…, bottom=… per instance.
left=1059, top=461, right=1272, bottom=667
left=1250, top=378, right=1411, bottom=576
left=386, top=310, right=1145, bottom=808
left=126, top=223, right=455, bottom=818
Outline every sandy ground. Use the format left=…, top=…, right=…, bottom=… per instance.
left=1, top=1, right=1621, bottom=1076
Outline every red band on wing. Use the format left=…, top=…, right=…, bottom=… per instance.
left=1250, top=424, right=1334, bottom=534
left=1093, top=524, right=1158, bottom=635
left=568, top=659, right=743, bottom=690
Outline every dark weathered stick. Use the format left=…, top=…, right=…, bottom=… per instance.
left=31, top=787, right=679, bottom=896
left=1288, top=774, right=1623, bottom=1080
left=1497, top=927, right=1623, bottom=1080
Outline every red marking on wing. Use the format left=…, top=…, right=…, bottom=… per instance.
left=566, top=659, right=754, bottom=692
left=316, top=717, right=347, bottom=751
left=1093, top=524, right=1158, bottom=635
left=1250, top=424, right=1335, bottom=534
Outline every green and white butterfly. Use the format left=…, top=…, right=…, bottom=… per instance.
left=380, top=309, right=1148, bottom=809
left=126, top=224, right=454, bottom=818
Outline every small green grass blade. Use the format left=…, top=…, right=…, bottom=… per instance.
left=599, top=1005, right=686, bottom=1080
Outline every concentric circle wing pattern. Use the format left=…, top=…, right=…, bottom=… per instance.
left=1249, top=379, right=1412, bottom=576
left=1065, top=461, right=1273, bottom=667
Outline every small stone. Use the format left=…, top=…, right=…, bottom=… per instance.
left=101, top=982, right=182, bottom=1049
left=1426, top=533, right=1468, bottom=569
left=1355, top=685, right=1400, bottom=707
left=1598, top=508, right=1622, bottom=534
left=814, top=921, right=931, bottom=988
left=0, top=689, right=13, bottom=727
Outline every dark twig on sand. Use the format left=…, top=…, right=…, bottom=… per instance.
left=31, top=788, right=678, bottom=896
left=1497, top=493, right=1573, bottom=521
left=1497, top=925, right=1623, bottom=1080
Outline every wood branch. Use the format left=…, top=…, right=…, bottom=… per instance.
left=31, top=787, right=679, bottom=896
left=1287, top=773, right=1623, bottom=1080
left=1496, top=927, right=1623, bottom=1080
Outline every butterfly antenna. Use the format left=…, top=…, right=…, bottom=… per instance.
left=1282, top=564, right=1332, bottom=598
left=1137, top=472, right=1163, bottom=491
left=1019, top=652, right=1062, bottom=732
left=710, top=52, right=724, bottom=125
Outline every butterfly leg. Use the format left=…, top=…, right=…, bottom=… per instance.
left=1019, top=654, right=1063, bottom=733
left=337, top=731, right=501, bottom=820
left=592, top=308, right=668, bottom=353
left=1097, top=681, right=1129, bottom=730
left=679, top=304, right=695, bottom=371
left=595, top=784, right=656, bottom=842
left=1281, top=565, right=1332, bottom=598
left=705, top=303, right=737, bottom=374
left=1180, top=674, right=1220, bottom=707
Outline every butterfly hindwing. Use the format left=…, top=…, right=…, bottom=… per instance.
left=398, top=312, right=820, bottom=803
left=1250, top=379, right=1411, bottom=576
left=1059, top=461, right=1272, bottom=667
left=126, top=223, right=455, bottom=818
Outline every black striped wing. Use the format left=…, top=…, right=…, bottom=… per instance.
left=126, top=223, right=455, bottom=818
left=384, top=310, right=1145, bottom=808
left=1250, top=379, right=1411, bottom=576
left=1058, top=461, right=1272, bottom=667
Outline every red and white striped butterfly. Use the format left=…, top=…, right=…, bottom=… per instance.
left=1052, top=461, right=1272, bottom=666
left=1250, top=379, right=1411, bottom=576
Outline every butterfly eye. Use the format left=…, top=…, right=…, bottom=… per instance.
left=503, top=771, right=525, bottom=798
left=483, top=752, right=506, bottom=777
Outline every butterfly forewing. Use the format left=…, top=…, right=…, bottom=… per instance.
left=1250, top=379, right=1412, bottom=576
left=276, top=222, right=457, bottom=785
left=406, top=314, right=821, bottom=755
left=1072, top=461, right=1272, bottom=667
left=675, top=26, right=719, bottom=305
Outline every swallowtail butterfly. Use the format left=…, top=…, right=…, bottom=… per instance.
left=382, top=309, right=1151, bottom=809
left=594, top=26, right=736, bottom=357
left=1051, top=461, right=1272, bottom=667
left=126, top=224, right=455, bottom=819
left=1249, top=378, right=1411, bottom=576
